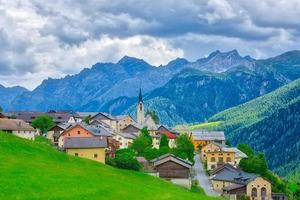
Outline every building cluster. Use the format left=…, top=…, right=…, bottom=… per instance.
left=0, top=90, right=287, bottom=199
left=190, top=130, right=286, bottom=200
left=0, top=89, right=178, bottom=164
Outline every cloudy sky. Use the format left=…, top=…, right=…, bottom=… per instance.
left=0, top=0, right=300, bottom=90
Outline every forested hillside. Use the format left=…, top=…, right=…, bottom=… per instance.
left=208, top=79, right=300, bottom=178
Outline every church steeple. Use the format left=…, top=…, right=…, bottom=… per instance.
left=137, top=88, right=145, bottom=125
left=138, top=88, right=143, bottom=103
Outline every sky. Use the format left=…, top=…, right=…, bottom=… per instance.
left=0, top=0, right=300, bottom=90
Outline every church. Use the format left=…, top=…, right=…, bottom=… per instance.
left=136, top=88, right=158, bottom=132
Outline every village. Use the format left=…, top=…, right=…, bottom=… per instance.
left=0, top=90, right=287, bottom=200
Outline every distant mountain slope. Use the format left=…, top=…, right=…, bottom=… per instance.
left=103, top=50, right=300, bottom=126
left=208, top=79, right=300, bottom=177
left=0, top=132, right=218, bottom=200
left=8, top=50, right=255, bottom=111
left=0, top=85, right=28, bottom=111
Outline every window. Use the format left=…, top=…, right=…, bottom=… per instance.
left=218, top=157, right=224, bottom=164
left=211, top=157, right=216, bottom=162
left=68, top=133, right=70, bottom=136
left=75, top=153, right=78, bottom=156
left=251, top=188, right=257, bottom=198
left=226, top=157, right=231, bottom=162
left=94, top=154, right=98, bottom=158
left=77, top=130, right=80, bottom=135
left=261, top=187, right=267, bottom=200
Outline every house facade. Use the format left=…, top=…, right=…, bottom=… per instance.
left=64, top=137, right=107, bottom=163
left=47, top=123, right=71, bottom=145
left=114, top=132, right=138, bottom=149
left=58, top=123, right=112, bottom=148
left=211, top=164, right=272, bottom=200
left=191, top=130, right=225, bottom=150
left=0, top=118, right=36, bottom=140
left=91, top=112, right=135, bottom=132
left=151, top=154, right=192, bottom=189
left=201, top=142, right=248, bottom=170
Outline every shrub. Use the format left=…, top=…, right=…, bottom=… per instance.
left=114, top=149, right=141, bottom=171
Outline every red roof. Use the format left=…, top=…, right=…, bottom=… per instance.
left=160, top=131, right=177, bottom=139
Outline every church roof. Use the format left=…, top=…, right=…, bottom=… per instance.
left=138, top=88, right=143, bottom=103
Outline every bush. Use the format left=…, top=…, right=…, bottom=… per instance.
left=173, top=134, right=195, bottom=163
left=105, top=157, right=116, bottom=166
left=131, top=128, right=152, bottom=154
left=159, top=134, right=169, bottom=148
left=32, top=115, right=55, bottom=134
left=114, top=149, right=141, bottom=171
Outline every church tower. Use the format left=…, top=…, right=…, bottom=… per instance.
left=137, top=88, right=145, bottom=125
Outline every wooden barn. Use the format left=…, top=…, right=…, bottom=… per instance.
left=151, top=154, right=192, bottom=188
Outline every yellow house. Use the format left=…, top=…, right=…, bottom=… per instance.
left=211, top=165, right=272, bottom=200
left=64, top=137, right=107, bottom=163
left=201, top=142, right=248, bottom=170
left=207, top=151, right=236, bottom=170
left=191, top=130, right=225, bottom=150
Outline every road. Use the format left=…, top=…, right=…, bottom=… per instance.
left=193, top=153, right=220, bottom=197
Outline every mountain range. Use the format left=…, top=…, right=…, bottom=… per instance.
left=2, top=50, right=300, bottom=126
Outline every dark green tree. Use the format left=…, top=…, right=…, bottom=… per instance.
left=238, top=143, right=254, bottom=157
left=131, top=128, right=152, bottom=154
left=0, top=106, right=3, bottom=112
left=83, top=115, right=92, bottom=124
left=173, top=134, right=195, bottom=163
left=159, top=134, right=169, bottom=149
left=114, top=149, right=141, bottom=171
left=31, top=115, right=55, bottom=134
left=145, top=110, right=159, bottom=124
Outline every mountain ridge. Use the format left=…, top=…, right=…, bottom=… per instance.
left=3, top=50, right=300, bottom=126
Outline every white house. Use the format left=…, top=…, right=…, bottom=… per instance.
left=0, top=118, right=36, bottom=140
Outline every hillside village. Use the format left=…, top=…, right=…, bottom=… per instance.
left=0, top=90, right=289, bottom=200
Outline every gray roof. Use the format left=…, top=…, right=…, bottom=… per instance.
left=192, top=130, right=225, bottom=141
left=222, top=147, right=248, bottom=158
left=92, top=112, right=133, bottom=121
left=205, top=142, right=248, bottom=158
left=84, top=124, right=112, bottom=137
left=151, top=153, right=193, bottom=169
left=64, top=137, right=108, bottom=149
left=211, top=167, right=258, bottom=185
left=4, top=111, right=79, bottom=123
left=76, top=112, right=99, bottom=118
left=118, top=132, right=138, bottom=139
left=0, top=118, right=35, bottom=131
left=62, top=123, right=113, bottom=137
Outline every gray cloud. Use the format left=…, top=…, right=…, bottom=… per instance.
left=0, top=0, right=299, bottom=89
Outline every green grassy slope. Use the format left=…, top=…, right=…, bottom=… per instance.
left=0, top=132, right=219, bottom=200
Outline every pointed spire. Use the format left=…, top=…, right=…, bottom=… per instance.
left=138, top=88, right=143, bottom=103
